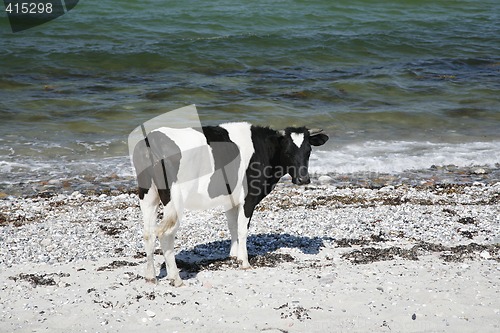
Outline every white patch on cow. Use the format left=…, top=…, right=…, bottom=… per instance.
left=291, top=132, right=304, bottom=148
left=220, top=122, right=255, bottom=206
left=154, top=127, right=217, bottom=210
left=154, top=127, right=207, bottom=154
left=220, top=122, right=254, bottom=166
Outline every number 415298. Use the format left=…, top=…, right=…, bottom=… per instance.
left=5, top=2, right=54, bottom=14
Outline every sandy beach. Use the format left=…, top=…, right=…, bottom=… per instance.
left=1, top=180, right=499, bottom=332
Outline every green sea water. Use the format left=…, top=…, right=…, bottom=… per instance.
left=0, top=0, right=499, bottom=189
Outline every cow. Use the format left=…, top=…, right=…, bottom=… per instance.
left=132, top=122, right=329, bottom=286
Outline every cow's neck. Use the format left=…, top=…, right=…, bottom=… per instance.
left=243, top=126, right=288, bottom=218
left=254, top=127, right=286, bottom=186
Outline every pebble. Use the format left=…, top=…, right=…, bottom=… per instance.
left=480, top=251, right=492, bottom=260
left=71, top=191, right=83, bottom=200
left=473, top=168, right=487, bottom=175
left=318, top=175, right=333, bottom=184
left=0, top=182, right=498, bottom=268
left=379, top=185, right=394, bottom=193
left=145, top=310, right=156, bottom=318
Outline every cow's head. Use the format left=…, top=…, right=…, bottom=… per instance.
left=279, top=127, right=329, bottom=185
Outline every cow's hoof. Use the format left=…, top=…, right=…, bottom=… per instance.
left=238, top=261, right=252, bottom=270
left=145, top=277, right=158, bottom=284
left=169, top=278, right=184, bottom=287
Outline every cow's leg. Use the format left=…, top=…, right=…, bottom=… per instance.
left=157, top=201, right=183, bottom=287
left=236, top=205, right=251, bottom=269
left=225, top=206, right=239, bottom=258
left=139, top=185, right=160, bottom=283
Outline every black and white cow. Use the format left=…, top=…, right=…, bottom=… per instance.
left=132, top=122, right=328, bottom=286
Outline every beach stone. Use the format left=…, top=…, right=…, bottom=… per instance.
left=145, top=310, right=156, bottom=318
left=319, top=273, right=337, bottom=285
left=473, top=168, right=487, bottom=174
left=318, top=175, right=333, bottom=184
left=379, top=186, right=394, bottom=193
left=480, top=251, right=491, bottom=259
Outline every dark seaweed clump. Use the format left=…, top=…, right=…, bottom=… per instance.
left=341, top=242, right=500, bottom=264
left=97, top=260, right=138, bottom=271
left=9, top=272, right=70, bottom=287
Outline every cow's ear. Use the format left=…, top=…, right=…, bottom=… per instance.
left=308, top=129, right=329, bottom=146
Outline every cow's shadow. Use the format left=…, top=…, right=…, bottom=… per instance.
left=158, top=233, right=328, bottom=280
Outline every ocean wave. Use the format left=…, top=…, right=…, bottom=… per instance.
left=2, top=140, right=498, bottom=188
left=0, top=156, right=134, bottom=187
left=310, top=141, right=500, bottom=174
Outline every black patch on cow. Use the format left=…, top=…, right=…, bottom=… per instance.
left=243, top=126, right=284, bottom=219
left=202, top=126, right=241, bottom=199
left=132, top=131, right=182, bottom=205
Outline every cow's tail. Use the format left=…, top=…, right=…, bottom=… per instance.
left=155, top=203, right=179, bottom=237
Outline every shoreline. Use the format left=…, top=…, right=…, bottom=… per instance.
left=1, top=180, right=499, bottom=332
left=1, top=163, right=499, bottom=199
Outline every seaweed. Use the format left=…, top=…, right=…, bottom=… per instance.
left=9, top=272, right=70, bottom=287
left=97, top=260, right=138, bottom=271
left=341, top=242, right=500, bottom=264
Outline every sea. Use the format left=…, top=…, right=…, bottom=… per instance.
left=1, top=0, right=499, bottom=195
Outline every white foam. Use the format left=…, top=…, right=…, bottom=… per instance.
left=309, top=140, right=500, bottom=174
left=0, top=155, right=135, bottom=187
left=1, top=140, right=499, bottom=189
